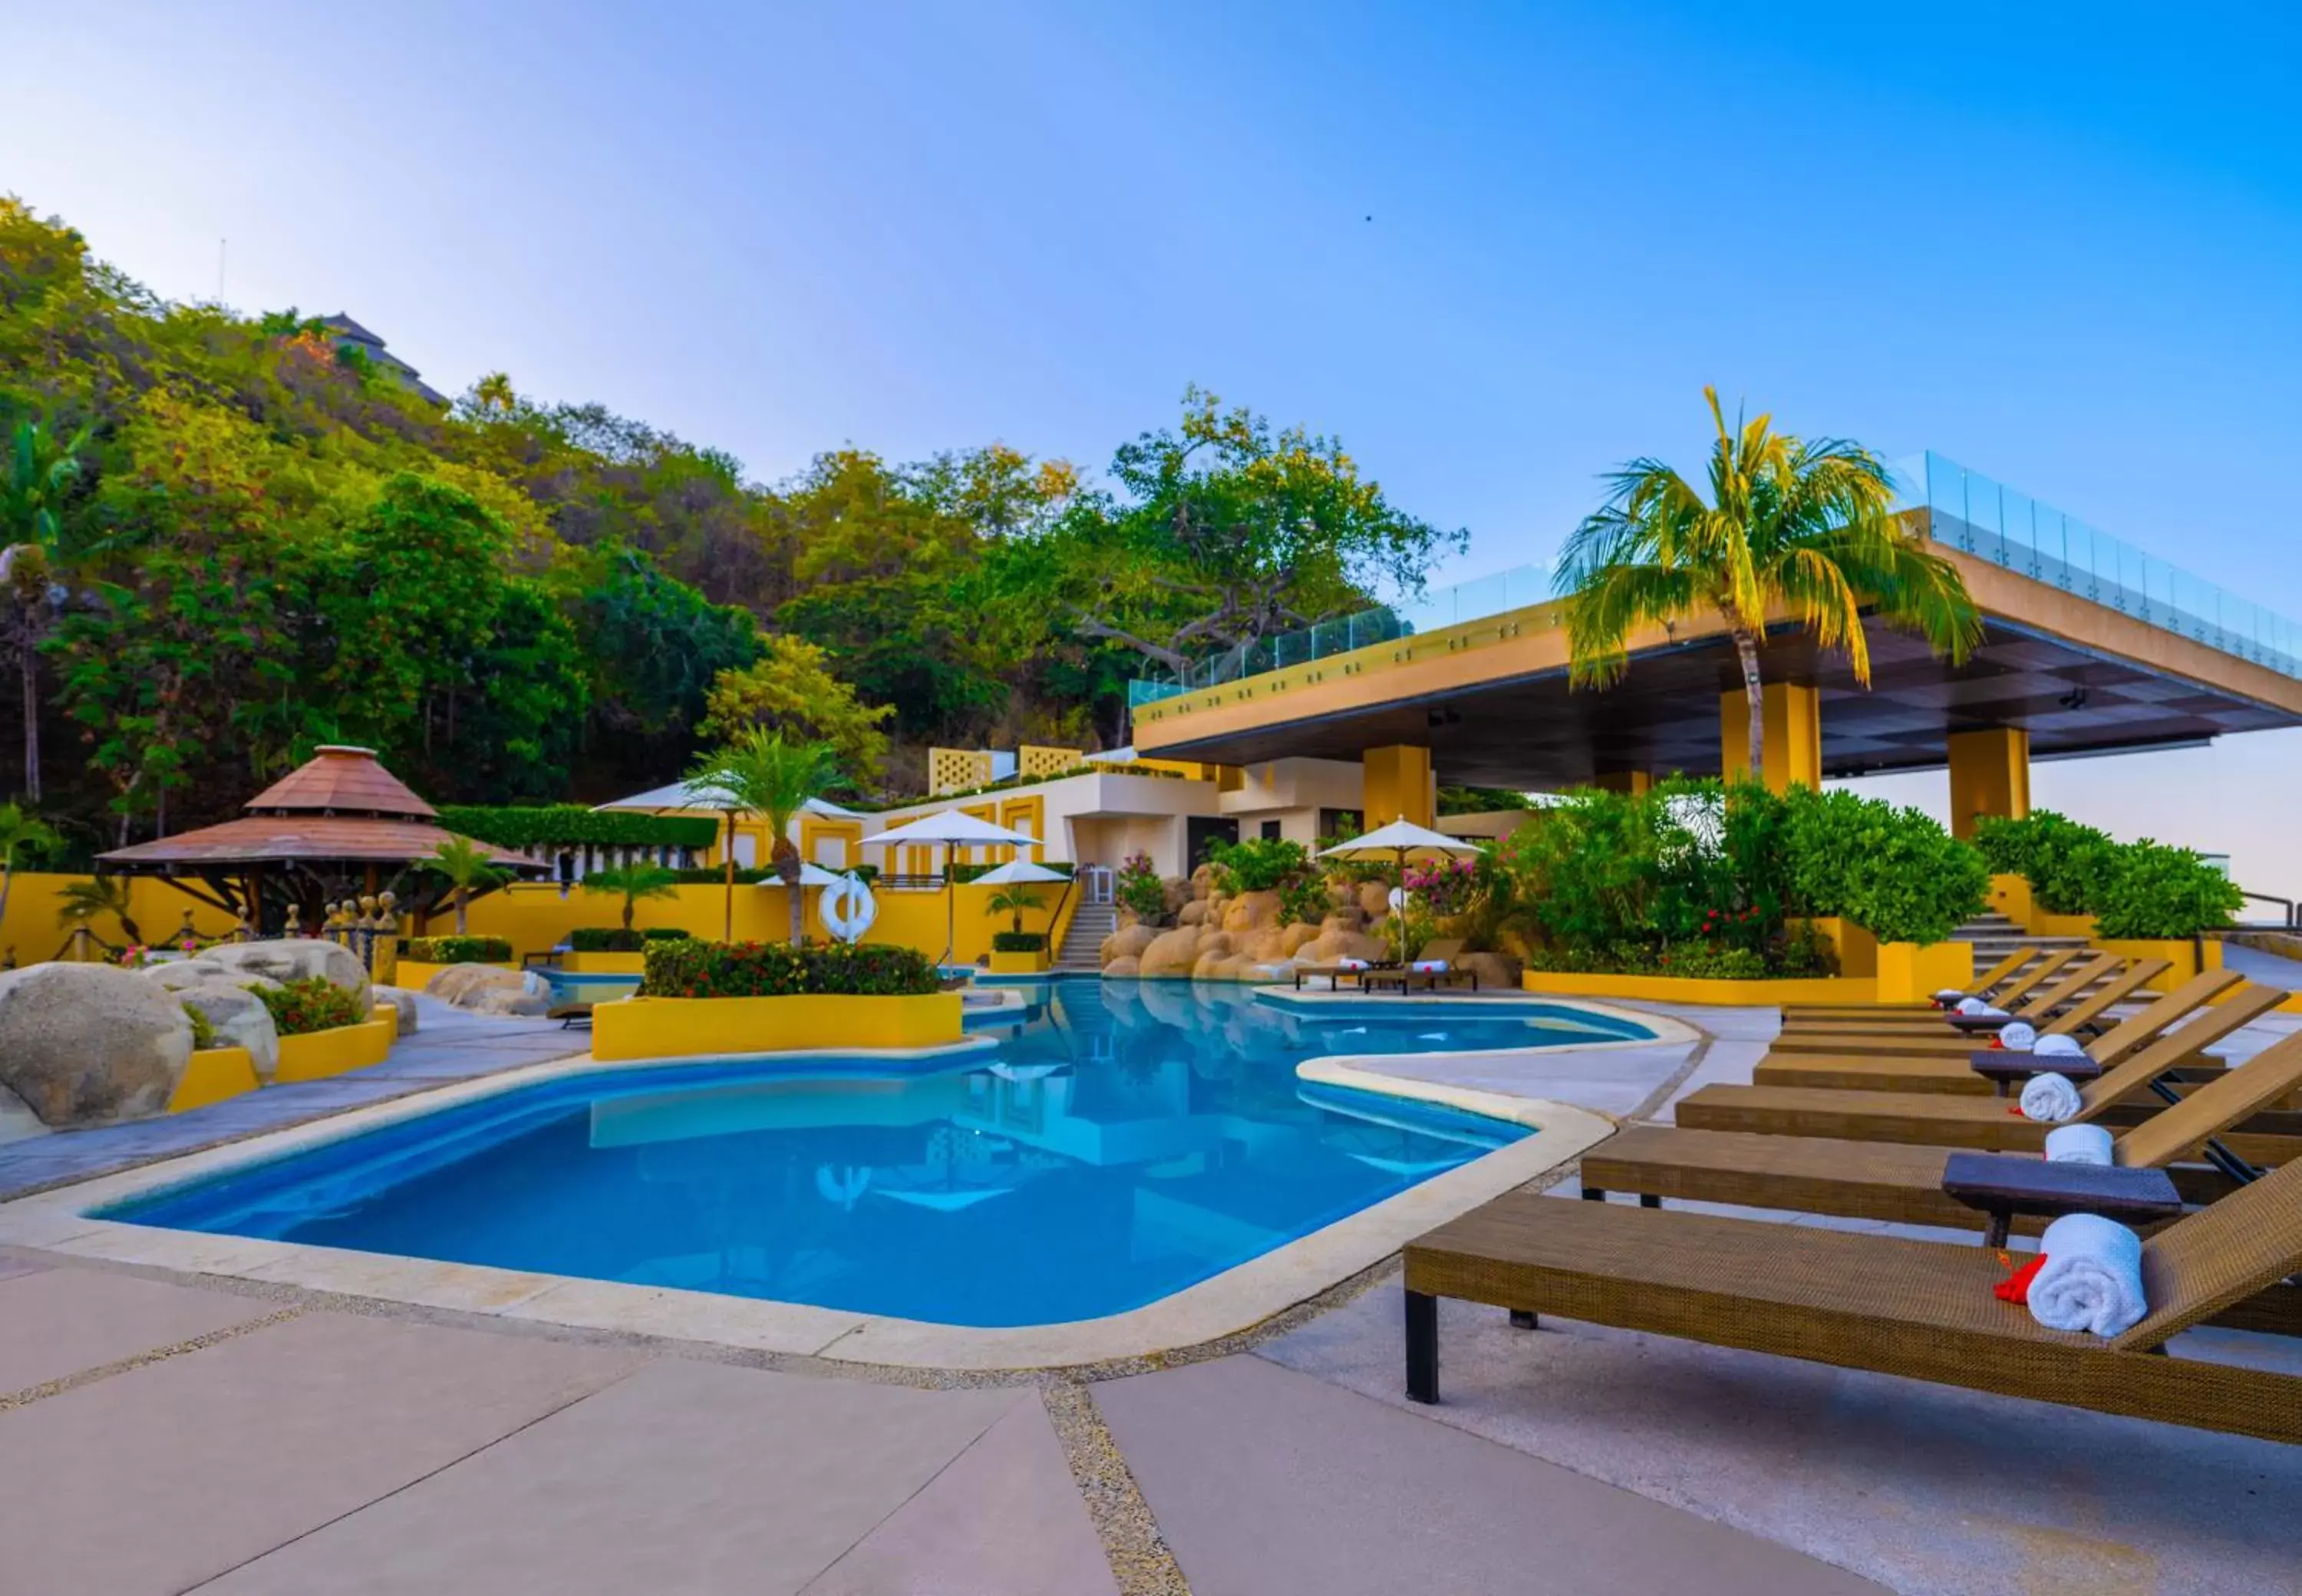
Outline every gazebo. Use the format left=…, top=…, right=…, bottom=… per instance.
left=97, top=745, right=543, bottom=932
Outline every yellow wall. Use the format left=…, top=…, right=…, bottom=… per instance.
left=0, top=872, right=243, bottom=966
left=1362, top=744, right=1435, bottom=827
left=1947, top=727, right=2031, bottom=840
left=592, top=992, right=964, bottom=1060
left=1719, top=682, right=1821, bottom=793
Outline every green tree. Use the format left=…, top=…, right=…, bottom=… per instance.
left=430, top=836, right=511, bottom=935
left=55, top=873, right=140, bottom=945
left=698, top=633, right=892, bottom=783
left=1556, top=388, right=1981, bottom=786
left=685, top=729, right=839, bottom=945
left=984, top=885, right=1043, bottom=935
left=579, top=546, right=760, bottom=783
left=1, top=417, right=88, bottom=801
left=0, top=800, right=58, bottom=929
left=581, top=862, right=680, bottom=931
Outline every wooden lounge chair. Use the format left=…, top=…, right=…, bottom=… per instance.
left=1753, top=971, right=2254, bottom=1093
left=1583, top=1028, right=2302, bottom=1237
left=1363, top=939, right=1476, bottom=994
left=1401, top=1152, right=2302, bottom=1444
left=1292, top=958, right=1393, bottom=992
left=1676, top=988, right=2295, bottom=1153
left=1775, top=953, right=2159, bottom=1047
left=1784, top=945, right=2079, bottom=1021
left=548, top=1002, right=592, bottom=1029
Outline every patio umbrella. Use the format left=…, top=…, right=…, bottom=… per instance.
left=968, top=859, right=1070, bottom=885
left=1316, top=816, right=1485, bottom=961
left=860, top=810, right=1043, bottom=962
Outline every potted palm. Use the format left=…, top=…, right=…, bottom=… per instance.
left=572, top=862, right=682, bottom=971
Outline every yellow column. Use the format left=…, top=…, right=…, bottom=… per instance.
left=1947, top=727, right=2030, bottom=840
left=1591, top=771, right=1654, bottom=796
left=1362, top=744, right=1435, bottom=827
left=1720, top=683, right=1821, bottom=794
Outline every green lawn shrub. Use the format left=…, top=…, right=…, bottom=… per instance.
left=640, top=939, right=942, bottom=998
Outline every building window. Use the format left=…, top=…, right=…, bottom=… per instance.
left=1260, top=819, right=1283, bottom=841
left=1319, top=808, right=1363, bottom=841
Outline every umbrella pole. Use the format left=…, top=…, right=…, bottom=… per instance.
left=943, top=843, right=956, bottom=967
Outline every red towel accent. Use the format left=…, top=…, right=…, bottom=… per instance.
left=1995, top=1255, right=2047, bottom=1304
left=1987, top=1035, right=2005, bottom=1050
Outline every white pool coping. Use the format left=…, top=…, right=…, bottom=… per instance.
left=0, top=1004, right=1651, bottom=1372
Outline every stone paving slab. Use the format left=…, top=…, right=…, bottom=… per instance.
left=0, top=1267, right=278, bottom=1394
left=1259, top=1283, right=2302, bottom=1596
left=203, top=1358, right=1026, bottom=1596
left=0, top=1310, right=638, bottom=1596
left=803, top=1389, right=1118, bottom=1596
left=0, top=1250, right=47, bottom=1282
left=1096, top=1353, right=1882, bottom=1596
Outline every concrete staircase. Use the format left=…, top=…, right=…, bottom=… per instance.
left=1057, top=902, right=1117, bottom=971
left=1949, top=913, right=2117, bottom=996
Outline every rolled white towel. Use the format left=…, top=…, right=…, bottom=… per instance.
left=1336, top=958, right=1370, bottom=971
left=2034, top=1034, right=2087, bottom=1060
left=2019, top=1072, right=2083, bottom=1123
left=2043, top=1124, right=2116, bottom=1166
left=1410, top=959, right=1449, bottom=973
left=2028, top=1213, right=2147, bottom=1337
left=1998, top=1021, right=2039, bottom=1051
left=1933, top=987, right=1967, bottom=1005
left=1980, top=1005, right=2011, bottom=1020
left=1956, top=997, right=1990, bottom=1015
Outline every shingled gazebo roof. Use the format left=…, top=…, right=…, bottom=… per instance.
left=244, top=744, right=438, bottom=819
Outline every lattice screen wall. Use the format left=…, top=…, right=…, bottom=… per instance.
left=1018, top=745, right=1084, bottom=780
left=928, top=747, right=994, bottom=794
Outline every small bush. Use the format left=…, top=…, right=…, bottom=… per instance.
left=992, top=930, right=1047, bottom=952
left=1276, top=874, right=1331, bottom=928
left=2094, top=840, right=2244, bottom=938
left=641, top=927, right=693, bottom=941
left=258, top=976, right=368, bottom=1037
left=640, top=939, right=942, bottom=998
left=1972, top=812, right=2119, bottom=915
left=1202, top=836, right=1311, bottom=893
left=1780, top=787, right=1988, bottom=945
left=402, top=935, right=512, bottom=965
left=1115, top=851, right=1168, bottom=924
left=182, top=1002, right=216, bottom=1050
left=569, top=927, right=645, bottom=952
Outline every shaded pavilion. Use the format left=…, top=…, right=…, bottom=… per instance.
left=97, top=745, right=542, bottom=932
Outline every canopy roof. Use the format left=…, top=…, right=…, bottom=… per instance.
left=862, top=811, right=1041, bottom=848
left=969, top=859, right=1070, bottom=885
left=245, top=744, right=436, bottom=818
left=595, top=782, right=860, bottom=819
left=1318, top=818, right=1484, bottom=859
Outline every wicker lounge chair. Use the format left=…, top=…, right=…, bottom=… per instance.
left=1753, top=972, right=2258, bottom=1093
left=1292, top=959, right=1392, bottom=992
left=1784, top=945, right=2080, bottom=1022
left=1583, top=1028, right=2302, bottom=1238
left=1676, top=988, right=2296, bottom=1152
left=1775, top=953, right=2162, bottom=1047
left=1363, top=938, right=1476, bottom=994
left=1402, top=1152, right=2302, bottom=1443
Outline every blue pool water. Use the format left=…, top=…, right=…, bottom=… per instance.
left=104, top=984, right=1644, bottom=1327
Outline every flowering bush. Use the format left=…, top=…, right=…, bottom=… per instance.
left=257, top=977, right=369, bottom=1037
left=1114, top=851, right=1169, bottom=924
left=1403, top=858, right=1480, bottom=917
left=641, top=939, right=942, bottom=998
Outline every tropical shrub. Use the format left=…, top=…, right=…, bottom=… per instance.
left=1276, top=873, right=1332, bottom=928
left=258, top=976, right=368, bottom=1036
left=1403, top=856, right=1481, bottom=917
left=182, top=1001, right=216, bottom=1050
left=991, top=930, right=1047, bottom=952
left=641, top=926, right=693, bottom=941
left=2093, top=841, right=2243, bottom=938
left=641, top=938, right=942, bottom=998
left=436, top=806, right=718, bottom=851
left=1114, top=851, right=1168, bottom=924
left=401, top=935, right=512, bottom=964
left=569, top=926, right=645, bottom=952
left=1779, top=787, right=1988, bottom=946
left=1971, top=812, right=2119, bottom=915
left=1202, top=836, right=1311, bottom=893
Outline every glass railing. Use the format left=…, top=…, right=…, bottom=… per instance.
left=1130, top=450, right=2302, bottom=705
left=1898, top=451, right=2300, bottom=678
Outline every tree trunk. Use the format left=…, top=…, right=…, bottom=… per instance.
left=454, top=887, right=470, bottom=935
left=19, top=628, right=38, bottom=804
left=780, top=848, right=803, bottom=947
left=723, top=816, right=736, bottom=941
left=1735, top=630, right=1765, bottom=788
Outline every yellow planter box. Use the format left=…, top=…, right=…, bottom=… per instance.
left=274, top=1017, right=395, bottom=1083
left=563, top=950, right=648, bottom=974
left=1875, top=939, right=1975, bottom=1004
left=1792, top=916, right=1876, bottom=978
left=2095, top=936, right=2219, bottom=988
left=2034, top=912, right=2099, bottom=938
left=1987, top=872, right=2033, bottom=928
left=591, top=992, right=965, bottom=1061
left=1522, top=971, right=1873, bottom=1007
left=988, top=948, right=1050, bottom=974
left=169, top=1047, right=259, bottom=1113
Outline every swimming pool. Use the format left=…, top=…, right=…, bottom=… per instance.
left=104, top=984, right=1645, bottom=1327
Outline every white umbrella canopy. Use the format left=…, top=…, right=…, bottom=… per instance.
left=1315, top=817, right=1484, bottom=860
left=593, top=783, right=860, bottom=819
left=969, top=859, right=1070, bottom=885
left=861, top=810, right=1041, bottom=848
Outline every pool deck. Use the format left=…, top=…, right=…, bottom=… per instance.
left=3, top=994, right=2300, bottom=1593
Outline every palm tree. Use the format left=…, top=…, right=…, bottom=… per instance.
left=0, top=801, right=59, bottom=930
left=581, top=862, right=681, bottom=932
left=1556, top=388, right=1981, bottom=786
left=687, top=730, right=839, bottom=945
left=984, top=886, right=1043, bottom=935
left=55, top=873, right=141, bottom=945
left=1, top=419, right=89, bottom=803
left=430, top=836, right=510, bottom=935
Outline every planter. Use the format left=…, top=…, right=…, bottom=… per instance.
left=564, top=951, right=648, bottom=974
left=274, top=1017, right=395, bottom=1083
left=2094, top=936, right=2220, bottom=988
left=1794, top=916, right=1876, bottom=978
left=988, top=948, right=1051, bottom=974
left=394, top=958, right=513, bottom=992
left=168, top=1047, right=259, bottom=1113
left=590, top=993, right=965, bottom=1061
left=1875, top=940, right=1974, bottom=1004
left=2033, top=911, right=2099, bottom=938
left=1522, top=971, right=1872, bottom=1007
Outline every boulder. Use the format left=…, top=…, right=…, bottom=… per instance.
left=425, top=962, right=551, bottom=1017
left=1159, top=879, right=1192, bottom=918
left=203, top=939, right=371, bottom=1007
left=0, top=963, right=194, bottom=1126
left=371, top=985, right=421, bottom=1035
left=1101, top=955, right=1141, bottom=979
left=1137, top=926, right=1208, bottom=979
left=1459, top=951, right=1523, bottom=991
left=144, top=958, right=230, bottom=992
left=0, top=1080, right=46, bottom=1146
left=1100, top=923, right=1157, bottom=966
left=1176, top=900, right=1209, bottom=927
left=1280, top=922, right=1322, bottom=956
left=1357, top=881, right=1394, bottom=920
left=1190, top=864, right=1217, bottom=898
left=1221, top=890, right=1281, bottom=933
left=1302, top=925, right=1391, bottom=965
left=174, top=981, right=283, bottom=1083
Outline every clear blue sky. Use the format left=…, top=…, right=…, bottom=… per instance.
left=9, top=1, right=2300, bottom=897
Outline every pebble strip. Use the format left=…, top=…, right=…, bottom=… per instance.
left=1041, top=1377, right=1191, bottom=1596
left=0, top=1304, right=305, bottom=1413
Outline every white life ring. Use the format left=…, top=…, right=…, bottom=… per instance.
left=821, top=872, right=879, bottom=943
left=1387, top=885, right=1408, bottom=913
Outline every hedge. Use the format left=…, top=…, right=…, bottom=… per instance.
left=401, top=935, right=512, bottom=964
left=992, top=930, right=1047, bottom=952
left=1972, top=811, right=2118, bottom=915
left=1779, top=788, right=1989, bottom=946
left=1974, top=812, right=2241, bottom=936
left=569, top=927, right=644, bottom=952
left=641, top=926, right=694, bottom=941
left=437, top=805, right=721, bottom=852
left=640, top=939, right=942, bottom=998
